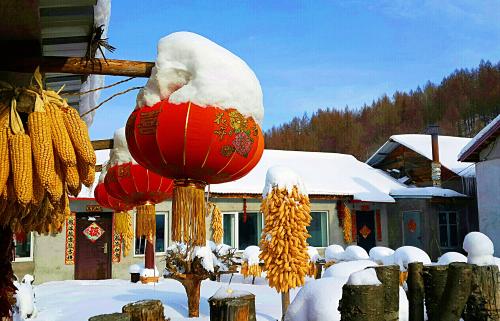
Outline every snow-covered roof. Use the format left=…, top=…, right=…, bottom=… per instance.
left=458, top=114, right=500, bottom=162
left=366, top=134, right=475, bottom=177
left=390, top=187, right=467, bottom=199
left=210, top=149, right=406, bottom=203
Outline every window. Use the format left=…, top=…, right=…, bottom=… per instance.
left=222, top=212, right=263, bottom=250
left=135, top=212, right=169, bottom=255
left=308, top=211, right=328, bottom=247
left=14, top=231, right=33, bottom=262
left=439, top=211, right=458, bottom=248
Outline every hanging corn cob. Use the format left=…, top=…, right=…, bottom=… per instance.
left=0, top=103, right=9, bottom=196
left=241, top=245, right=262, bottom=279
left=343, top=203, right=353, bottom=243
left=209, top=202, right=223, bottom=244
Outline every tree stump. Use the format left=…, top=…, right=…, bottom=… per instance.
left=122, top=300, right=165, bottom=321
left=423, top=265, right=448, bottom=321
left=374, top=265, right=400, bottom=321
left=338, top=284, right=384, bottom=321
left=89, top=313, right=132, bottom=321
left=437, top=262, right=473, bottom=321
left=463, top=265, right=500, bottom=321
left=208, top=292, right=256, bottom=321
left=407, top=262, right=424, bottom=321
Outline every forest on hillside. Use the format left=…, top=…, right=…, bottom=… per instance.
left=265, top=60, right=500, bottom=161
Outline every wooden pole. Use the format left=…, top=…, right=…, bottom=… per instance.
left=407, top=262, right=424, bottom=321
left=463, top=265, right=500, bottom=321
left=339, top=284, right=384, bottom=321
left=281, top=291, right=290, bottom=321
left=0, top=57, right=154, bottom=78
left=374, top=265, right=400, bottom=321
left=122, top=300, right=164, bottom=321
left=423, top=265, right=448, bottom=321
left=437, top=262, right=473, bottom=321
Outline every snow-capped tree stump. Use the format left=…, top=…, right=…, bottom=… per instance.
left=89, top=313, right=132, bottom=321
left=208, top=292, right=256, bottom=321
left=122, top=300, right=165, bottom=321
left=423, top=265, right=448, bottom=321
left=436, top=262, right=473, bottom=321
left=462, top=264, right=500, bottom=321
left=407, top=262, right=424, bottom=321
left=374, top=265, right=399, bottom=321
left=338, top=284, right=384, bottom=321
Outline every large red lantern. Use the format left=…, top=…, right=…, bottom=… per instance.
left=126, top=101, right=264, bottom=245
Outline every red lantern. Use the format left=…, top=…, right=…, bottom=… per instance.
left=126, top=101, right=264, bottom=245
left=94, top=183, right=133, bottom=212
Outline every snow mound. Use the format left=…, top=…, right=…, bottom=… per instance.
left=325, top=245, right=344, bottom=262
left=437, top=252, right=467, bottom=265
left=140, top=266, right=160, bottom=277
left=243, top=245, right=261, bottom=266
left=308, top=247, right=321, bottom=263
left=262, top=166, right=307, bottom=198
left=128, top=264, right=141, bottom=274
left=393, top=246, right=431, bottom=271
left=137, top=31, right=264, bottom=125
left=346, top=268, right=381, bottom=286
left=109, top=127, right=137, bottom=166
left=342, top=245, right=369, bottom=261
left=463, top=232, right=495, bottom=266
left=194, top=245, right=215, bottom=272
left=211, top=286, right=252, bottom=299
left=323, top=260, right=378, bottom=280
left=369, top=246, right=395, bottom=264
left=14, top=275, right=37, bottom=320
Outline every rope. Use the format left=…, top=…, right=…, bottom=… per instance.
left=80, top=86, right=142, bottom=117
left=61, top=76, right=136, bottom=96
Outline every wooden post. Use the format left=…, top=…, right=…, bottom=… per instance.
left=338, top=284, right=384, bottom=321
left=407, top=262, right=424, bottom=321
left=374, top=265, right=400, bottom=321
left=463, top=265, right=500, bottom=321
left=0, top=226, right=15, bottom=320
left=437, top=262, right=473, bottom=321
left=89, top=313, right=132, bottom=321
left=208, top=292, right=256, bottom=321
left=423, top=265, right=448, bottom=321
left=315, top=263, right=323, bottom=279
left=122, top=300, right=164, bottom=321
left=281, top=291, right=290, bottom=321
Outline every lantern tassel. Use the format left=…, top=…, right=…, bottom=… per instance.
left=136, top=204, right=156, bottom=238
left=114, top=211, right=133, bottom=256
left=172, top=179, right=206, bottom=246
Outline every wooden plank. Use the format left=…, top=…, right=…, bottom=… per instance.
left=92, top=139, right=113, bottom=150
left=0, top=56, right=154, bottom=77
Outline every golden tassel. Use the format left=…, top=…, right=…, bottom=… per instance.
left=171, top=179, right=206, bottom=246
left=114, top=211, right=133, bottom=256
left=136, top=204, right=156, bottom=238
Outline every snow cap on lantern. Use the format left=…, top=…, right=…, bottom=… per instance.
left=126, top=32, right=265, bottom=246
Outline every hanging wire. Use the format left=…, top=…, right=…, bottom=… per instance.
left=61, top=77, right=136, bottom=97
left=80, top=86, right=143, bottom=117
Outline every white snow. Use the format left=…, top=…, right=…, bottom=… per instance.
left=13, top=275, right=37, bottom=320
left=369, top=246, right=395, bottom=264
left=140, top=267, right=160, bottom=278
left=243, top=246, right=261, bottom=266
left=459, top=114, right=500, bottom=160
left=325, top=245, right=344, bottom=262
left=392, top=246, right=431, bottom=271
left=341, top=245, right=369, bottom=261
left=346, top=268, right=381, bottom=286
left=74, top=149, right=110, bottom=198
left=211, top=286, right=252, bottom=300
left=128, top=264, right=141, bottom=274
left=194, top=245, right=215, bottom=273
left=307, top=246, right=321, bottom=263
left=323, top=260, right=378, bottom=279
left=390, top=187, right=467, bottom=198
left=136, top=32, right=264, bottom=125
left=262, top=166, right=307, bottom=198
left=463, top=232, right=495, bottom=266
left=436, top=252, right=467, bottom=265
left=108, top=127, right=137, bottom=166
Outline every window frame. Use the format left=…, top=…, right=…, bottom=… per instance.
left=308, top=211, right=329, bottom=248
left=438, top=211, right=459, bottom=249
left=222, top=211, right=265, bottom=250
left=13, top=232, right=34, bottom=263
left=133, top=211, right=169, bottom=257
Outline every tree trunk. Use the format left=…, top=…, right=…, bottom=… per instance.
left=437, top=262, right=473, bottom=321
left=0, top=226, right=15, bottom=320
left=209, top=292, right=256, bottom=321
left=407, top=262, right=424, bottom=321
left=374, top=265, right=400, bottom=321
left=339, top=284, right=384, bottom=321
left=89, top=312, right=132, bottom=321
left=180, top=277, right=203, bottom=318
left=122, top=300, right=164, bottom=321
left=315, top=263, right=323, bottom=279
left=423, top=265, right=448, bottom=321
left=463, top=265, right=500, bottom=321
left=281, top=291, right=290, bottom=321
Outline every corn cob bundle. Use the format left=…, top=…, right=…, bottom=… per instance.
left=259, top=185, right=312, bottom=293
left=209, top=202, right=223, bottom=244
left=45, top=103, right=77, bottom=167
left=343, top=203, right=352, bottom=243
left=114, top=211, right=133, bottom=256
left=61, top=106, right=96, bottom=166
left=8, top=132, right=33, bottom=207
left=307, top=262, right=317, bottom=277
left=241, top=261, right=262, bottom=278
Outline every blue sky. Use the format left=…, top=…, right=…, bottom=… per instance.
left=89, top=0, right=500, bottom=139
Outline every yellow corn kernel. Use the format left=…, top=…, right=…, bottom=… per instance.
left=64, top=164, right=81, bottom=197
left=28, top=111, right=55, bottom=189
left=0, top=127, right=9, bottom=195
left=46, top=104, right=77, bottom=167
left=77, top=154, right=96, bottom=188
left=47, top=152, right=63, bottom=205
left=32, top=167, right=45, bottom=207
left=61, top=106, right=96, bottom=165
left=8, top=133, right=33, bottom=206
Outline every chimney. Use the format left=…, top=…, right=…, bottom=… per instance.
left=426, top=124, right=441, bottom=187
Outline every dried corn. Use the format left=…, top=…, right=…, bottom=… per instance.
left=0, top=127, right=9, bottom=195
left=47, top=153, right=63, bottom=205
left=64, top=164, right=81, bottom=196
left=61, top=106, right=96, bottom=165
left=8, top=133, right=33, bottom=206
left=46, top=103, right=77, bottom=167
left=210, top=203, right=223, bottom=244
left=77, top=154, right=95, bottom=187
left=28, top=111, right=54, bottom=189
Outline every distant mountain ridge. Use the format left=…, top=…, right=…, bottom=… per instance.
left=265, top=60, right=500, bottom=161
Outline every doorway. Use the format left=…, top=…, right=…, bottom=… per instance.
left=403, top=211, right=423, bottom=248
left=75, top=213, right=112, bottom=280
left=356, top=210, right=376, bottom=252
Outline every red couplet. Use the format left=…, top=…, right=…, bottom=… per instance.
left=126, top=101, right=264, bottom=184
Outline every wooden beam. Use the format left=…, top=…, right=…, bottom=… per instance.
left=0, top=56, right=154, bottom=77
left=92, top=139, right=113, bottom=150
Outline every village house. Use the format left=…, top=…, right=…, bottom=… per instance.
left=458, top=114, right=500, bottom=256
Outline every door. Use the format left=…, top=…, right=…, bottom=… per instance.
left=356, top=211, right=376, bottom=252
left=75, top=213, right=112, bottom=280
left=403, top=211, right=423, bottom=248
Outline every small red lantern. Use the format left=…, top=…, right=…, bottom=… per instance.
left=126, top=101, right=264, bottom=245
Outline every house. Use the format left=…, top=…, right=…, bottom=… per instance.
left=458, top=114, right=500, bottom=256
left=13, top=149, right=409, bottom=283
left=366, top=134, right=478, bottom=259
